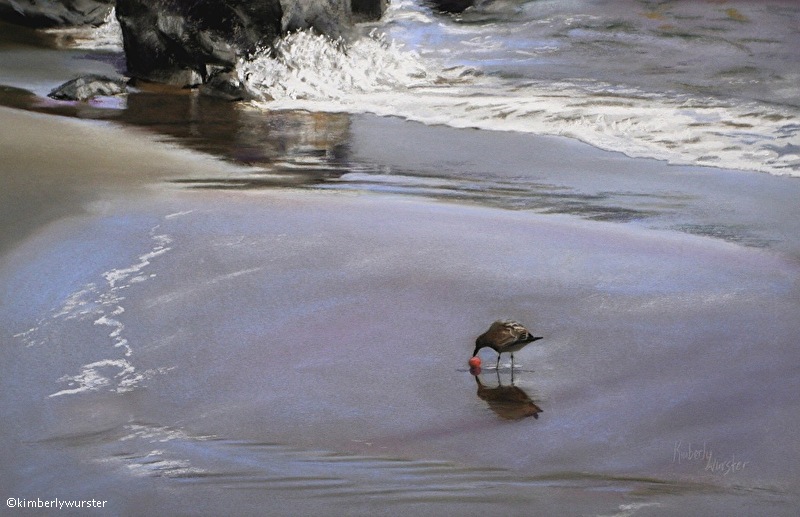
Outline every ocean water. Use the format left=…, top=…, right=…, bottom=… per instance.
left=237, top=0, right=800, bottom=176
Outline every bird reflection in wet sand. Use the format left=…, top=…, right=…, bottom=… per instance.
left=473, top=320, right=543, bottom=370
left=472, top=369, right=543, bottom=421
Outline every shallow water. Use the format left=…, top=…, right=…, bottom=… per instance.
left=2, top=185, right=799, bottom=515
left=4, top=81, right=799, bottom=258
left=2, top=6, right=800, bottom=516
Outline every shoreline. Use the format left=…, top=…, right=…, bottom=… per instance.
left=5, top=88, right=800, bottom=258
left=1, top=21, right=799, bottom=258
left=0, top=105, right=258, bottom=255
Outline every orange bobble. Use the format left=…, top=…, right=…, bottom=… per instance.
left=468, top=356, right=481, bottom=368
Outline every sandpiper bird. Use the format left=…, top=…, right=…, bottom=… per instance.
left=473, top=320, right=543, bottom=369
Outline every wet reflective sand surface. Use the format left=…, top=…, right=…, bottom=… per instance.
left=3, top=173, right=800, bottom=514
left=2, top=24, right=800, bottom=517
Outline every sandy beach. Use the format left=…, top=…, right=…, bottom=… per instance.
left=2, top=100, right=800, bottom=516
left=2, top=12, right=800, bottom=514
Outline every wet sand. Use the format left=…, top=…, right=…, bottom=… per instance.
left=0, top=105, right=259, bottom=255
left=2, top=21, right=800, bottom=516
left=2, top=103, right=800, bottom=516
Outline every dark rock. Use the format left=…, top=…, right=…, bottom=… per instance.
left=0, top=0, right=113, bottom=28
left=281, top=0, right=350, bottom=38
left=48, top=74, right=128, bottom=101
left=115, top=0, right=283, bottom=87
left=199, top=70, right=256, bottom=101
left=281, top=0, right=388, bottom=35
left=426, top=0, right=476, bottom=14
left=115, top=0, right=389, bottom=90
left=351, top=0, right=389, bottom=22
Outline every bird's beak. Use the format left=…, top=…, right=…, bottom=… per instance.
left=532, top=336, right=544, bottom=342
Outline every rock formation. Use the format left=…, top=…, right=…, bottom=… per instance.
left=115, top=0, right=387, bottom=88
left=2, top=0, right=389, bottom=92
left=427, top=0, right=476, bottom=14
left=0, top=0, right=113, bottom=27
left=48, top=74, right=128, bottom=101
left=114, top=0, right=283, bottom=87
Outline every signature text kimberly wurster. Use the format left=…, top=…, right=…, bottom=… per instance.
left=672, top=441, right=749, bottom=476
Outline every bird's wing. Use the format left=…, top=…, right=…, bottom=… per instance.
left=496, top=322, right=529, bottom=346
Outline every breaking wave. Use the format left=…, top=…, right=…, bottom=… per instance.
left=238, top=26, right=799, bottom=177
left=75, top=2, right=799, bottom=177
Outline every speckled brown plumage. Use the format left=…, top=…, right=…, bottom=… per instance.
left=473, top=320, right=543, bottom=368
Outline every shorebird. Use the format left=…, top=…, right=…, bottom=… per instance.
left=473, top=320, right=543, bottom=369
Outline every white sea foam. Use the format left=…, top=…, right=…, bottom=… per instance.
left=49, top=358, right=135, bottom=397
left=142, top=267, right=263, bottom=309
left=49, top=360, right=172, bottom=398
left=599, top=502, right=662, bottom=517
left=13, top=221, right=176, bottom=397
left=241, top=29, right=434, bottom=102
left=165, top=210, right=196, bottom=219
left=65, top=0, right=796, bottom=177
left=103, top=230, right=172, bottom=288
left=120, top=423, right=216, bottom=443
left=44, top=8, right=123, bottom=51
left=51, top=284, right=99, bottom=320
left=126, top=457, right=206, bottom=478
left=239, top=27, right=799, bottom=177
left=94, top=313, right=132, bottom=356
left=96, top=425, right=216, bottom=479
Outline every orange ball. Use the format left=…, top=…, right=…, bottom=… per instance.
left=468, top=356, right=481, bottom=368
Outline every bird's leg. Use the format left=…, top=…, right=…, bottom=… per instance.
left=496, top=353, right=501, bottom=371
left=511, top=353, right=515, bottom=370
